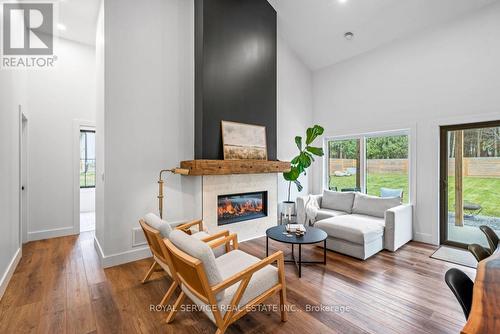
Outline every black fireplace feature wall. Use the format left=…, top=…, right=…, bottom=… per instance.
left=217, top=191, right=268, bottom=226
left=195, top=0, right=277, bottom=160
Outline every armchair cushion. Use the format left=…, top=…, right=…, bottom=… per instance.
left=192, top=231, right=209, bottom=239
left=169, top=230, right=223, bottom=288
left=184, top=249, right=278, bottom=323
left=144, top=213, right=215, bottom=244
left=352, top=193, right=401, bottom=218
left=144, top=213, right=174, bottom=238
left=217, top=250, right=278, bottom=315
left=152, top=232, right=221, bottom=276
left=192, top=231, right=226, bottom=257
left=322, top=190, right=355, bottom=213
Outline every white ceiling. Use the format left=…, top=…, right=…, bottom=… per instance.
left=56, top=0, right=101, bottom=46
left=269, top=0, right=499, bottom=70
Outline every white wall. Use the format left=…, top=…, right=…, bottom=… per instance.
left=96, top=0, right=200, bottom=266
left=95, top=0, right=313, bottom=266
left=80, top=188, right=95, bottom=212
left=277, top=35, right=314, bottom=204
left=0, top=59, right=26, bottom=299
left=312, top=2, right=500, bottom=244
left=0, top=74, right=20, bottom=298
left=95, top=1, right=105, bottom=244
left=25, top=39, right=96, bottom=241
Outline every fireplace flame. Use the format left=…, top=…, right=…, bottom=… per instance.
left=218, top=198, right=264, bottom=218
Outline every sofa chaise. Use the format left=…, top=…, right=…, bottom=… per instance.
left=297, top=191, right=413, bottom=260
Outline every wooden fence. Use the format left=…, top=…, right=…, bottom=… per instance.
left=329, top=159, right=357, bottom=174
left=329, top=159, right=408, bottom=175
left=330, top=158, right=500, bottom=177
left=447, top=158, right=500, bottom=177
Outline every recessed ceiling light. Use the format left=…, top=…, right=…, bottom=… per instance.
left=57, top=23, right=67, bottom=31
left=338, top=0, right=348, bottom=4
left=344, top=32, right=354, bottom=40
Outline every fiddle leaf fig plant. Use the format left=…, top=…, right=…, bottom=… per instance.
left=283, top=125, right=324, bottom=202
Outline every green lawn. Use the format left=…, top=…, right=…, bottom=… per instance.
left=329, top=174, right=500, bottom=217
left=447, top=176, right=500, bottom=217
left=80, top=172, right=95, bottom=188
left=329, top=174, right=409, bottom=203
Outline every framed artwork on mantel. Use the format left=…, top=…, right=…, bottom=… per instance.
left=221, top=121, right=268, bottom=160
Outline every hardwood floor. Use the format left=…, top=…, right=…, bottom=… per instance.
left=0, top=232, right=475, bottom=334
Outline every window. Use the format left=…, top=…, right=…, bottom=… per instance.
left=327, top=138, right=360, bottom=191
left=325, top=130, right=410, bottom=203
left=366, top=134, right=409, bottom=203
left=80, top=130, right=96, bottom=188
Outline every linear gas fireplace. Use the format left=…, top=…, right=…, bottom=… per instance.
left=217, top=191, right=268, bottom=226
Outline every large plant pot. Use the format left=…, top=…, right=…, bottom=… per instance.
left=281, top=201, right=296, bottom=216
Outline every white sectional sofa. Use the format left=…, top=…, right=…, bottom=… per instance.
left=297, top=191, right=413, bottom=260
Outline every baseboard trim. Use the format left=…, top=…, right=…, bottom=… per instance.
left=0, top=247, right=22, bottom=301
left=93, top=232, right=258, bottom=269
left=239, top=233, right=266, bottom=243
left=93, top=236, right=106, bottom=264
left=93, top=236, right=151, bottom=268
left=413, top=232, right=436, bottom=245
left=92, top=230, right=297, bottom=267
left=28, top=226, right=76, bottom=241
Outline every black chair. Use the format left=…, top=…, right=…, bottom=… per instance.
left=444, top=268, right=474, bottom=319
left=467, top=244, right=490, bottom=262
left=341, top=187, right=361, bottom=192
left=479, top=225, right=499, bottom=254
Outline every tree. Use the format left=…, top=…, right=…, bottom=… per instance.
left=329, top=140, right=358, bottom=159
left=366, top=135, right=408, bottom=159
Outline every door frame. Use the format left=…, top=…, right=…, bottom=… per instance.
left=439, top=120, right=500, bottom=248
left=19, top=107, right=29, bottom=244
left=73, top=120, right=96, bottom=235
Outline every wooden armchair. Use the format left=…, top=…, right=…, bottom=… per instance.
left=174, top=218, right=205, bottom=235
left=164, top=230, right=288, bottom=334
left=139, top=213, right=228, bottom=307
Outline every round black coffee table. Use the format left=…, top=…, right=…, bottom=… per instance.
left=266, top=225, right=327, bottom=278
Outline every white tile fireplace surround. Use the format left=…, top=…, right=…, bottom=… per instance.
left=202, top=173, right=278, bottom=241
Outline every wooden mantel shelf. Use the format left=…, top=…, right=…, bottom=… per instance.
left=180, top=160, right=291, bottom=176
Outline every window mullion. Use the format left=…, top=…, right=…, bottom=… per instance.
left=360, top=136, right=366, bottom=194
left=84, top=132, right=88, bottom=188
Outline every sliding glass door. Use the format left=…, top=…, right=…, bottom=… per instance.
left=440, top=121, right=500, bottom=248
left=325, top=130, right=410, bottom=203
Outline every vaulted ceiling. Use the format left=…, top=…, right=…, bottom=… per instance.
left=56, top=0, right=101, bottom=46
left=269, top=0, right=499, bottom=70
left=56, top=0, right=500, bottom=60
